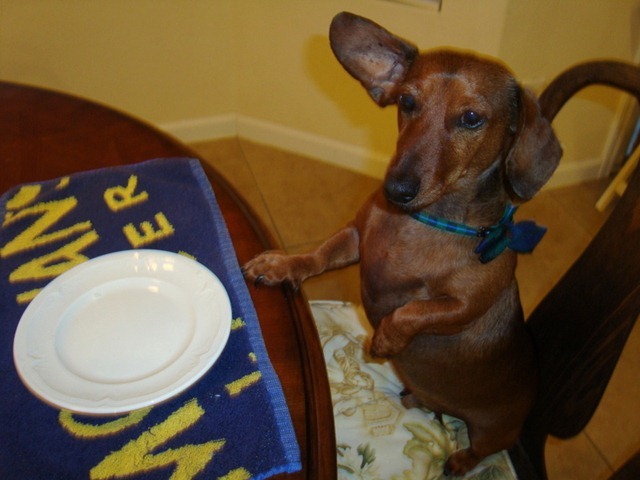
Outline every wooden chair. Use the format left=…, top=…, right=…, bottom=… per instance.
left=508, top=61, right=640, bottom=479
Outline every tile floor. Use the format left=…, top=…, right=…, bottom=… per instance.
left=191, top=137, right=639, bottom=479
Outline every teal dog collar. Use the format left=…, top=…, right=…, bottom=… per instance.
left=410, top=204, right=546, bottom=263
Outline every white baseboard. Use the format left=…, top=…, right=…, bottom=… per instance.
left=235, top=115, right=389, bottom=178
left=159, top=114, right=602, bottom=187
left=159, top=114, right=237, bottom=143
left=545, top=157, right=603, bottom=190
left=159, top=114, right=389, bottom=178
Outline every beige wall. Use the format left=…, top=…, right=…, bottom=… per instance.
left=231, top=0, right=509, bottom=157
left=0, top=1, right=238, bottom=120
left=1, top=0, right=638, bottom=182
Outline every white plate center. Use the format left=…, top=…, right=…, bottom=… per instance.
left=55, top=278, right=195, bottom=384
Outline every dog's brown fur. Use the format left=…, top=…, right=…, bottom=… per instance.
left=243, top=12, right=562, bottom=475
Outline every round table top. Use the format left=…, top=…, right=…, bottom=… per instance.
left=0, top=81, right=335, bottom=479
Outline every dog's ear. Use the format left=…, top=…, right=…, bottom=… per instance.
left=329, top=12, right=418, bottom=106
left=505, top=87, right=563, bottom=201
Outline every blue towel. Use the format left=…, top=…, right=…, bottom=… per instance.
left=0, top=158, right=301, bottom=479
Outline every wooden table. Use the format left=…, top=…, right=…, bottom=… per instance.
left=0, top=81, right=336, bottom=479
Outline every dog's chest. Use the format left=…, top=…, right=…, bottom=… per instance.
left=357, top=200, right=477, bottom=317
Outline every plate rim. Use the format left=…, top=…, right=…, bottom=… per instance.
left=13, top=249, right=232, bottom=415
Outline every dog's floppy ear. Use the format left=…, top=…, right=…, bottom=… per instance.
left=505, top=87, right=563, bottom=201
left=329, top=12, right=418, bottom=106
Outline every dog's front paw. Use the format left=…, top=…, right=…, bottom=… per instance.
left=242, top=250, right=292, bottom=286
left=242, top=250, right=310, bottom=289
left=369, top=317, right=411, bottom=358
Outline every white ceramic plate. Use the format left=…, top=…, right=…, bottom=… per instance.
left=13, top=249, right=231, bottom=415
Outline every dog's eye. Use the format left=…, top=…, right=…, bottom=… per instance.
left=459, top=111, right=485, bottom=129
left=398, top=94, right=416, bottom=113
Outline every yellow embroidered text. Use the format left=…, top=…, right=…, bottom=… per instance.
left=103, top=175, right=149, bottom=212
left=123, top=212, right=175, bottom=248
left=56, top=177, right=70, bottom=190
left=59, top=407, right=153, bottom=438
left=219, top=467, right=252, bottom=480
left=1, top=197, right=92, bottom=258
left=4, top=184, right=41, bottom=214
left=90, top=399, right=224, bottom=480
left=225, top=371, right=262, bottom=397
left=231, top=318, right=246, bottom=330
left=9, top=229, right=99, bottom=286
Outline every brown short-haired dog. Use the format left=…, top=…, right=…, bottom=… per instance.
left=243, top=12, right=562, bottom=475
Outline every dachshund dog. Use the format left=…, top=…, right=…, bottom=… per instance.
left=243, top=12, right=562, bottom=475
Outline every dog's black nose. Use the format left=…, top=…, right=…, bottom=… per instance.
left=384, top=179, right=419, bottom=205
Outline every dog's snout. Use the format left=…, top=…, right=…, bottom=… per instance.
left=384, top=178, right=420, bottom=205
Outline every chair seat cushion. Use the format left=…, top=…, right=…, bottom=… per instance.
left=310, top=300, right=518, bottom=479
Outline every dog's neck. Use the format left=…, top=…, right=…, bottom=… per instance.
left=423, top=158, right=509, bottom=229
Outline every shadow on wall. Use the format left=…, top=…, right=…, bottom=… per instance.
left=632, top=5, right=640, bottom=56
left=303, top=33, right=397, bottom=159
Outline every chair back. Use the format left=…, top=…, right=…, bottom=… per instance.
left=511, top=61, right=640, bottom=479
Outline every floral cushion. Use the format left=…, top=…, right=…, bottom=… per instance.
left=310, top=301, right=518, bottom=480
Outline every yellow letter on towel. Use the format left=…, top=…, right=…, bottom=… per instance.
left=90, top=399, right=224, bottom=480
left=123, top=212, right=175, bottom=248
left=103, top=175, right=149, bottom=212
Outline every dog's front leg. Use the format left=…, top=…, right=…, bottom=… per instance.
left=370, top=296, right=478, bottom=357
left=242, top=223, right=360, bottom=289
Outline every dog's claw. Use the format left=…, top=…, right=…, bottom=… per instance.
left=254, top=274, right=265, bottom=286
